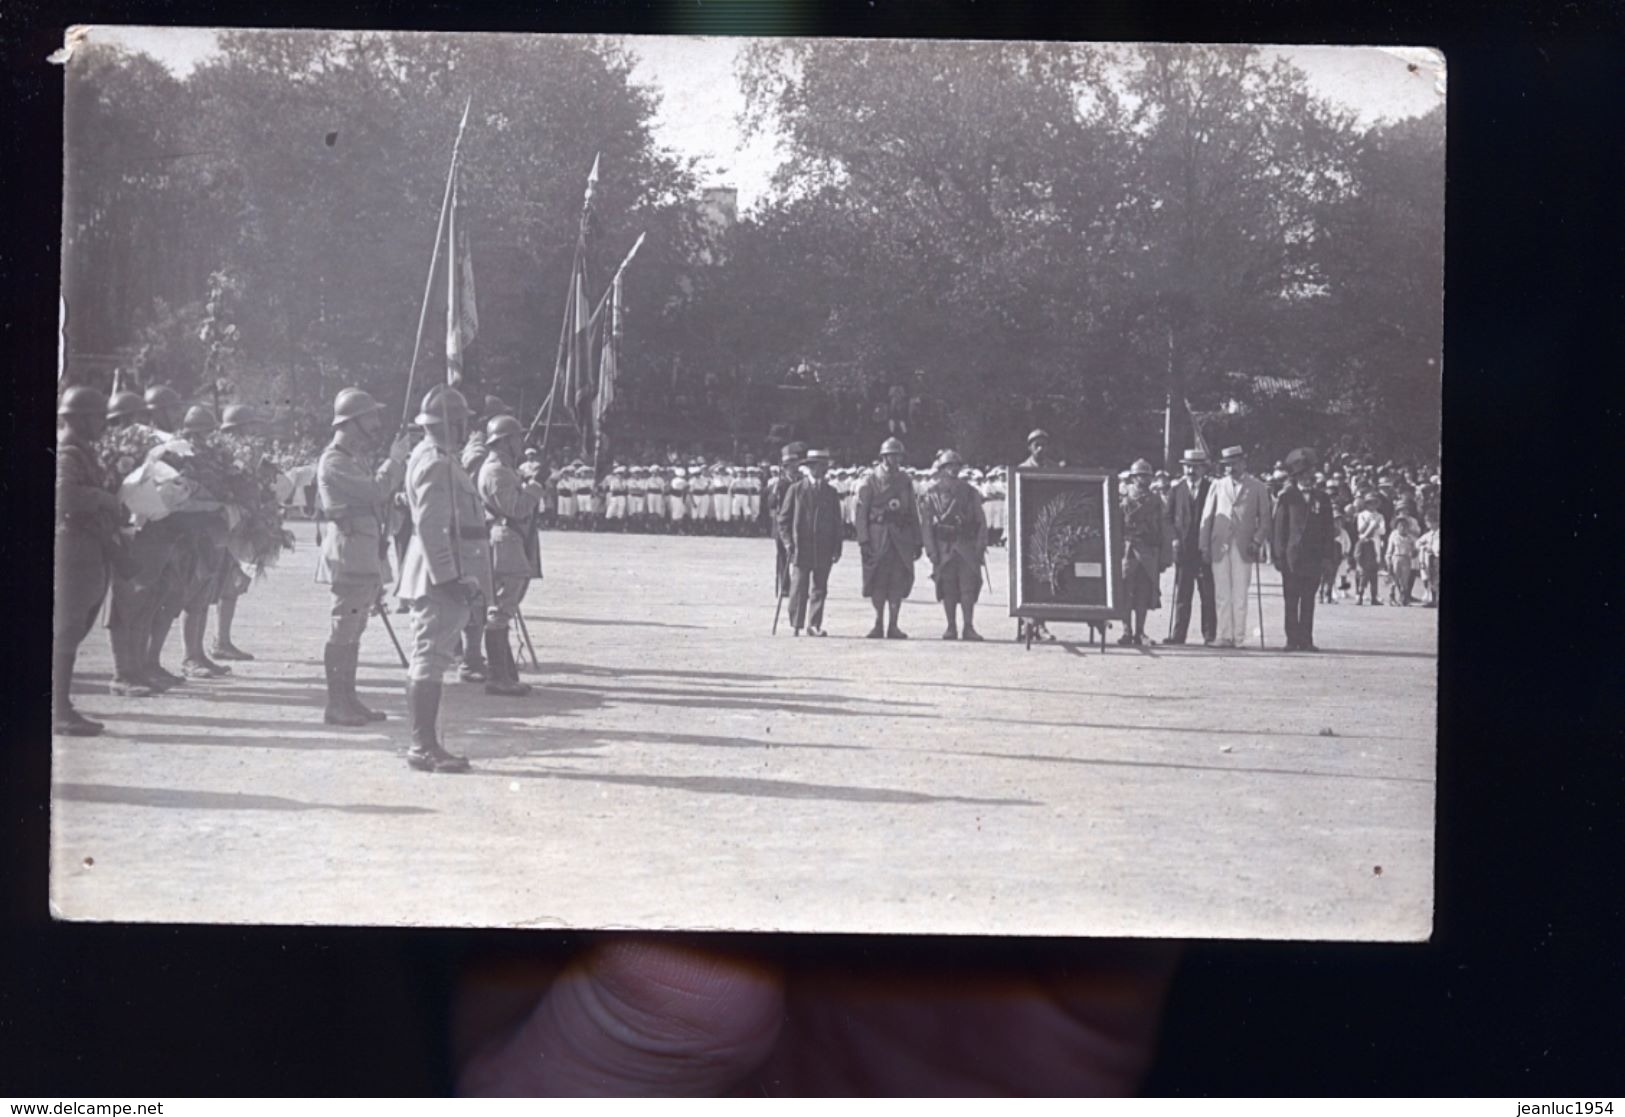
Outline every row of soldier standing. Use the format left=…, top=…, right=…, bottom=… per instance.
left=313, top=384, right=543, bottom=772
left=769, top=436, right=989, bottom=641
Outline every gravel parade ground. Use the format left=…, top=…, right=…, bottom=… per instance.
left=52, top=527, right=1436, bottom=939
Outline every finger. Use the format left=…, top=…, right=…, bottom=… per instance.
left=459, top=938, right=785, bottom=1096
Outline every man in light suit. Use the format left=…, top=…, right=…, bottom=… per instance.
left=1199, top=445, right=1273, bottom=648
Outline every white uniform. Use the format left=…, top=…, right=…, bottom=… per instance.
left=669, top=472, right=689, bottom=521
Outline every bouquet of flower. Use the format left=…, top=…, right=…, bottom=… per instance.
left=100, top=423, right=165, bottom=488
left=217, top=439, right=296, bottom=577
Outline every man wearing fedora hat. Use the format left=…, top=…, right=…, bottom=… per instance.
left=1199, top=445, right=1272, bottom=648
left=767, top=443, right=806, bottom=601
left=919, top=448, right=988, bottom=640
left=777, top=449, right=843, bottom=636
left=1272, top=447, right=1335, bottom=651
left=1165, top=448, right=1216, bottom=645
left=855, top=437, right=922, bottom=638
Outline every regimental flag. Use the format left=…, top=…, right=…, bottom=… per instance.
left=594, top=273, right=622, bottom=425
left=559, top=155, right=600, bottom=422
left=445, top=169, right=479, bottom=387
left=1183, top=397, right=1211, bottom=458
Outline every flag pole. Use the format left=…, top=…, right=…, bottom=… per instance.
left=400, top=97, right=472, bottom=429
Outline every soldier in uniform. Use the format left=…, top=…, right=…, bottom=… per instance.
left=451, top=400, right=512, bottom=686
left=776, top=448, right=843, bottom=637
left=315, top=388, right=410, bottom=726
left=1199, top=445, right=1273, bottom=648
left=1164, top=448, right=1216, bottom=645
left=148, top=404, right=237, bottom=681
left=1021, top=428, right=1059, bottom=470
left=1118, top=458, right=1173, bottom=646
left=54, top=387, right=120, bottom=735
left=1272, top=447, right=1335, bottom=651
left=766, top=443, right=805, bottom=602
left=394, top=385, right=486, bottom=773
left=100, top=389, right=162, bottom=696
left=854, top=437, right=923, bottom=639
left=1017, top=432, right=1059, bottom=643
left=477, top=415, right=542, bottom=697
left=919, top=449, right=988, bottom=641
left=130, top=385, right=192, bottom=690
left=209, top=403, right=267, bottom=662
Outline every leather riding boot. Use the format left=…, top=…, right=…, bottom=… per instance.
left=53, top=648, right=102, bottom=736
left=342, top=643, right=386, bottom=722
left=886, top=601, right=907, bottom=639
left=483, top=628, right=531, bottom=697
left=960, top=603, right=983, bottom=641
left=323, top=642, right=368, bottom=727
left=458, top=617, right=487, bottom=682
left=108, top=626, right=154, bottom=697
left=406, top=678, right=469, bottom=773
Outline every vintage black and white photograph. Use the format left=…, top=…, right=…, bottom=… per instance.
left=51, top=29, right=1443, bottom=938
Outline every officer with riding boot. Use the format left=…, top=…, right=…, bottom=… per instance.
left=476, top=414, right=542, bottom=696
left=316, top=387, right=410, bottom=726
left=54, top=386, right=119, bottom=736
left=395, top=385, right=486, bottom=773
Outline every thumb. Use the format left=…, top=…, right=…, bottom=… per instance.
left=458, top=938, right=784, bottom=1096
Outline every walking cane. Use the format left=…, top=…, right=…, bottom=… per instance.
left=374, top=596, right=409, bottom=668
left=515, top=610, right=539, bottom=669
left=772, top=591, right=785, bottom=636
left=1254, top=556, right=1266, bottom=649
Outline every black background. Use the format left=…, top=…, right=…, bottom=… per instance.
left=4, top=0, right=1621, bottom=1096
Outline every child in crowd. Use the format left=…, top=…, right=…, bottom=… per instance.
left=1416, top=515, right=1440, bottom=608
left=1385, top=516, right=1419, bottom=606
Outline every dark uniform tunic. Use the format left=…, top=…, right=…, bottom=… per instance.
left=1120, top=486, right=1172, bottom=611
left=919, top=476, right=987, bottom=605
left=854, top=465, right=922, bottom=603
left=55, top=432, right=118, bottom=649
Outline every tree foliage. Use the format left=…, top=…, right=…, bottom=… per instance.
left=62, top=36, right=1443, bottom=464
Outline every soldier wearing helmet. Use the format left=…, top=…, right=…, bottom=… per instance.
left=854, top=436, right=922, bottom=639
left=1016, top=432, right=1062, bottom=643
left=140, top=401, right=239, bottom=682
left=99, top=388, right=171, bottom=696
left=1021, top=428, right=1058, bottom=469
left=393, top=384, right=488, bottom=772
left=1119, top=457, right=1173, bottom=646
left=449, top=395, right=513, bottom=682
left=475, top=414, right=542, bottom=697
left=208, top=404, right=272, bottom=664
left=54, top=386, right=120, bottom=735
left=919, top=448, right=988, bottom=641
left=315, top=387, right=411, bottom=726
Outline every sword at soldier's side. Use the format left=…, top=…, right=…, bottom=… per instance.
left=515, top=610, right=539, bottom=669
left=374, top=594, right=409, bottom=667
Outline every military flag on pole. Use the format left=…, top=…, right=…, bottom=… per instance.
left=595, top=273, right=622, bottom=425
left=559, top=154, right=600, bottom=425
left=445, top=168, right=479, bottom=387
